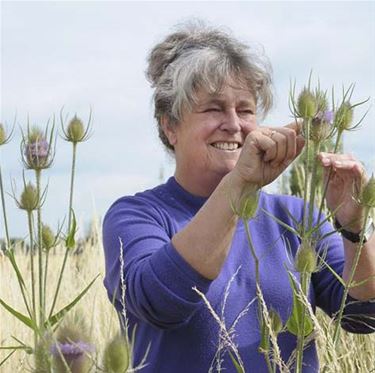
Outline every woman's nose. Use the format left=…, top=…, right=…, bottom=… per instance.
left=219, top=110, right=241, bottom=133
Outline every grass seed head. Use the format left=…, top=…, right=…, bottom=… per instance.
left=103, top=334, right=129, bottom=373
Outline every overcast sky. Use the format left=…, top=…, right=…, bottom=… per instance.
left=1, top=1, right=374, bottom=238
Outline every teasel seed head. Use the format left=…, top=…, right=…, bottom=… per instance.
left=310, top=110, right=334, bottom=143
left=232, top=188, right=259, bottom=221
left=314, top=90, right=329, bottom=112
left=269, top=308, right=283, bottom=335
left=42, top=224, right=55, bottom=250
left=297, top=89, right=317, bottom=119
left=359, top=174, right=375, bottom=209
left=295, top=241, right=317, bottom=273
left=51, top=312, right=94, bottom=373
left=19, top=182, right=39, bottom=212
left=67, top=115, right=85, bottom=143
left=0, top=123, right=5, bottom=145
left=103, top=334, right=129, bottom=373
left=23, top=126, right=54, bottom=170
left=334, top=101, right=353, bottom=132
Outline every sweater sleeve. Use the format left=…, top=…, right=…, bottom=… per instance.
left=102, top=196, right=212, bottom=330
left=312, top=216, right=375, bottom=334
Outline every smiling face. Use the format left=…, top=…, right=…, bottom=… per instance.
left=163, top=80, right=257, bottom=196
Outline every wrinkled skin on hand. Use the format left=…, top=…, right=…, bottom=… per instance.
left=233, top=121, right=305, bottom=188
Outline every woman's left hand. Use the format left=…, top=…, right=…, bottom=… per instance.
left=318, top=152, right=367, bottom=231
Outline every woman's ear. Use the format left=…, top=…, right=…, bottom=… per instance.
left=161, top=116, right=177, bottom=146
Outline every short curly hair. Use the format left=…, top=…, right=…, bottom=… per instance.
left=146, top=21, right=273, bottom=151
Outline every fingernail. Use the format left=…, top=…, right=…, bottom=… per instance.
left=321, top=158, right=330, bottom=166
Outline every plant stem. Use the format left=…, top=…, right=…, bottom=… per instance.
left=68, top=143, right=77, bottom=230
left=27, top=211, right=38, bottom=347
left=295, top=272, right=310, bottom=373
left=244, top=221, right=274, bottom=373
left=317, top=131, right=343, bottom=224
left=332, top=208, right=370, bottom=345
left=308, top=142, right=321, bottom=231
left=302, top=119, right=312, bottom=234
left=35, top=169, right=44, bottom=328
left=0, top=162, right=11, bottom=249
left=48, top=142, right=77, bottom=318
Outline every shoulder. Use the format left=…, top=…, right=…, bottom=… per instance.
left=103, top=183, right=171, bottom=229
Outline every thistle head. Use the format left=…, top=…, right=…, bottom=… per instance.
left=61, top=110, right=92, bottom=144
left=269, top=308, right=283, bottom=335
left=0, top=123, right=6, bottom=145
left=310, top=110, right=334, bottom=143
left=51, top=312, right=94, bottom=373
left=297, top=89, right=317, bottom=119
left=295, top=240, right=317, bottom=273
left=359, top=175, right=375, bottom=209
left=66, top=115, right=85, bottom=143
left=232, top=188, right=259, bottom=221
left=314, top=90, right=329, bottom=112
left=19, top=182, right=39, bottom=211
left=42, top=224, right=55, bottom=251
left=0, top=122, right=14, bottom=146
left=103, top=334, right=129, bottom=373
left=334, top=101, right=353, bottom=132
left=22, top=126, right=54, bottom=170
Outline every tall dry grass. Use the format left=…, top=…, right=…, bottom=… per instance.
left=0, top=232, right=119, bottom=372
left=1, top=234, right=374, bottom=372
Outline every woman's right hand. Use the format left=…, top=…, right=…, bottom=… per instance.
left=231, top=120, right=305, bottom=189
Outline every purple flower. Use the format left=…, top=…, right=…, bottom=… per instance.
left=24, top=138, right=50, bottom=169
left=50, top=341, right=95, bottom=358
left=315, top=110, right=334, bottom=124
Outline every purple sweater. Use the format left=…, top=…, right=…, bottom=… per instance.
left=103, top=177, right=375, bottom=372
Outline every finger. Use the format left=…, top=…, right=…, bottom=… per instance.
left=284, top=119, right=303, bottom=135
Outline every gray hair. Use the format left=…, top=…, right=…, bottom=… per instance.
left=146, top=22, right=273, bottom=151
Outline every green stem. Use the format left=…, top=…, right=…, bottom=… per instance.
left=295, top=272, right=310, bottom=373
left=302, top=119, right=312, bottom=234
left=317, top=131, right=343, bottom=224
left=307, top=142, right=321, bottom=231
left=35, top=169, right=44, bottom=328
left=48, top=143, right=77, bottom=318
left=332, top=208, right=370, bottom=345
left=244, top=221, right=274, bottom=373
left=0, top=162, right=11, bottom=249
left=68, top=143, right=77, bottom=229
left=43, top=249, right=50, bottom=320
left=27, top=211, right=38, bottom=347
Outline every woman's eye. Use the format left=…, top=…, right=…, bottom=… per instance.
left=204, top=108, right=221, bottom=112
left=239, top=109, right=254, bottom=115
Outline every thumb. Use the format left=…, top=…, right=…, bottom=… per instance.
left=284, top=119, right=303, bottom=135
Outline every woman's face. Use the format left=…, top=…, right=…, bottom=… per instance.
left=166, top=80, right=257, bottom=194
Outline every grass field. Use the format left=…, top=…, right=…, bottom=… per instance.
left=1, top=233, right=374, bottom=372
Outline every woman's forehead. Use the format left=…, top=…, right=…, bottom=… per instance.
left=195, top=84, right=256, bottom=105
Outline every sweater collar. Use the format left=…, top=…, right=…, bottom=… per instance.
left=165, top=176, right=208, bottom=211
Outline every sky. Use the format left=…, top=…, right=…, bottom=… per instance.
left=1, top=1, right=374, bottom=239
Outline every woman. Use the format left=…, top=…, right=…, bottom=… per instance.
left=103, top=23, right=375, bottom=372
